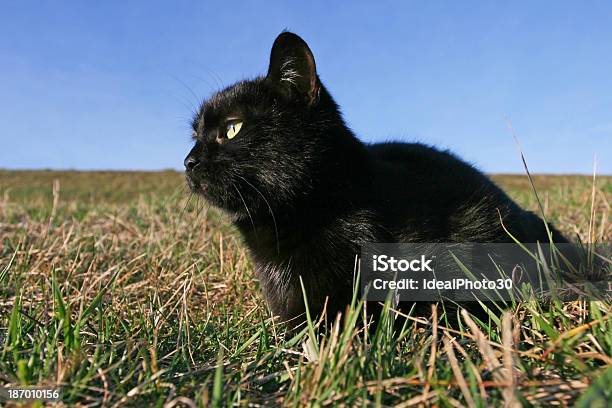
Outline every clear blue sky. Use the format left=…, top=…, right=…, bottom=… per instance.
left=1, top=1, right=611, bottom=174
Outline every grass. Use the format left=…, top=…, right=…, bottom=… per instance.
left=0, top=170, right=610, bottom=407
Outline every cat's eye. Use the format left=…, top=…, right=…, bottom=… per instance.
left=226, top=121, right=243, bottom=139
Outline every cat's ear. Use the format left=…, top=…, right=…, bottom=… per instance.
left=266, top=32, right=320, bottom=105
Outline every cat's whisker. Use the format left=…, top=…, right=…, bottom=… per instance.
left=194, top=193, right=209, bottom=221
left=179, top=190, right=195, bottom=220
left=206, top=68, right=225, bottom=90
left=232, top=182, right=258, bottom=239
left=166, top=72, right=204, bottom=114
left=237, top=175, right=280, bottom=255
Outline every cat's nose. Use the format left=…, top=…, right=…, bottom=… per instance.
left=184, top=156, right=200, bottom=171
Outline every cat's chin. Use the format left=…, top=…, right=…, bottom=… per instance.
left=186, top=176, right=218, bottom=202
left=185, top=173, right=203, bottom=194
left=188, top=181, right=248, bottom=219
left=227, top=211, right=249, bottom=223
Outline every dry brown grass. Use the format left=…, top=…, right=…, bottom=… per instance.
left=0, top=170, right=610, bottom=406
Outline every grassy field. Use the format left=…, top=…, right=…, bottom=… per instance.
left=0, top=170, right=610, bottom=407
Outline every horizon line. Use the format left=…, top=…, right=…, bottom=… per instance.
left=1, top=167, right=610, bottom=177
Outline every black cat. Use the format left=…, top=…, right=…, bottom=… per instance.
left=185, top=32, right=568, bottom=325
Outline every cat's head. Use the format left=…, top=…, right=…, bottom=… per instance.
left=185, top=32, right=351, bottom=218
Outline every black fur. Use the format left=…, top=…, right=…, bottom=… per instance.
left=185, top=32, right=568, bottom=324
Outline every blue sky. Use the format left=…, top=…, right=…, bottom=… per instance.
left=1, top=1, right=611, bottom=174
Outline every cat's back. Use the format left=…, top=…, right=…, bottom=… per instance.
left=366, top=141, right=498, bottom=198
left=368, top=142, right=476, bottom=173
left=364, top=141, right=529, bottom=241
